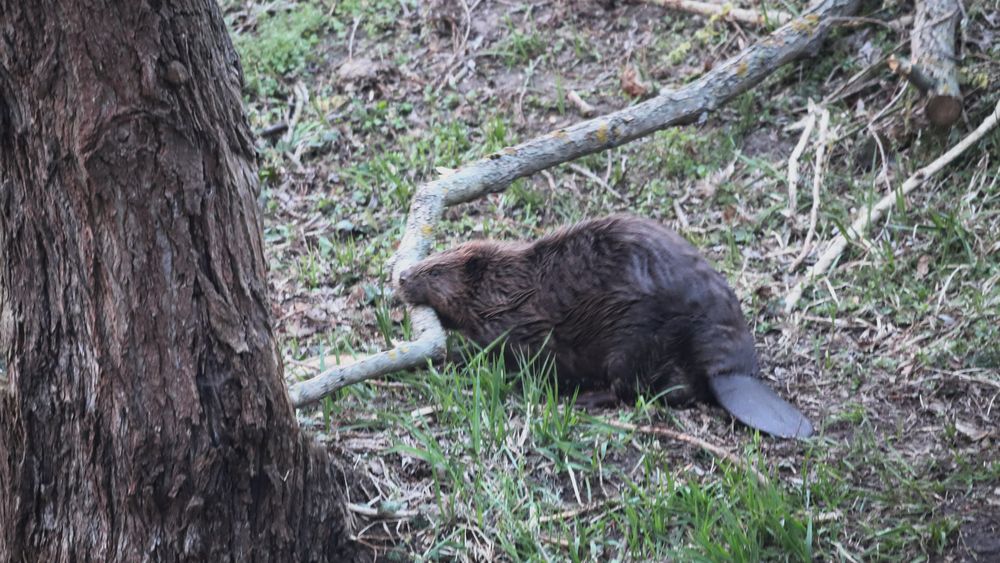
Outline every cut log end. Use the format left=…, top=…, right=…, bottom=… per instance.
left=927, top=95, right=963, bottom=128
left=910, top=0, right=962, bottom=129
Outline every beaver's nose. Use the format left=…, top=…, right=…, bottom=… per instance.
left=397, top=270, right=410, bottom=286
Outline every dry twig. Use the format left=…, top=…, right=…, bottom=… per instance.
left=673, top=188, right=691, bottom=229
left=567, top=163, right=626, bottom=201
left=347, top=16, right=362, bottom=60
left=599, top=419, right=770, bottom=485
left=537, top=499, right=620, bottom=523
left=283, top=81, right=308, bottom=144
left=567, top=90, right=596, bottom=117
left=346, top=502, right=419, bottom=520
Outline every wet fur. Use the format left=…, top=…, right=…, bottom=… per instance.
left=397, top=214, right=759, bottom=407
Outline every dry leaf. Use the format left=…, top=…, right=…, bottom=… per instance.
left=338, top=57, right=381, bottom=82
left=620, top=66, right=648, bottom=98
left=722, top=205, right=737, bottom=223
left=304, top=306, right=328, bottom=323
left=956, top=421, right=991, bottom=442
left=916, top=255, right=932, bottom=279
left=286, top=321, right=318, bottom=338
left=754, top=284, right=774, bottom=300
left=694, top=159, right=736, bottom=199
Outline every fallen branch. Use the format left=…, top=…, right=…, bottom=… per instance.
left=288, top=0, right=862, bottom=408
left=945, top=372, right=1000, bottom=391
left=258, top=121, right=289, bottom=140
left=645, top=0, right=793, bottom=26
left=828, top=15, right=914, bottom=32
left=288, top=309, right=445, bottom=406
left=288, top=352, right=368, bottom=373
left=783, top=99, right=1000, bottom=313
left=600, top=419, right=770, bottom=485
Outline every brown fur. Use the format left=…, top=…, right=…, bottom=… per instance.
left=397, top=214, right=760, bottom=407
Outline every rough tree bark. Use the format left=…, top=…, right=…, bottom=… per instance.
left=0, top=1, right=366, bottom=561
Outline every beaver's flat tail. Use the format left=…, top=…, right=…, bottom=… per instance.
left=708, top=374, right=814, bottom=439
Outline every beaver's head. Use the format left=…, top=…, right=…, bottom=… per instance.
left=397, top=240, right=504, bottom=329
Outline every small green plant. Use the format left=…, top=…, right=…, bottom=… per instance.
left=488, top=16, right=546, bottom=68
left=234, top=4, right=325, bottom=97
left=925, top=210, right=976, bottom=263
left=329, top=234, right=357, bottom=271
left=373, top=281, right=396, bottom=348
left=332, top=0, right=403, bottom=36
left=504, top=179, right=545, bottom=212
left=554, top=75, right=566, bottom=115
left=295, top=244, right=323, bottom=289
left=482, top=116, right=510, bottom=153
left=648, top=127, right=731, bottom=180
left=666, top=40, right=693, bottom=65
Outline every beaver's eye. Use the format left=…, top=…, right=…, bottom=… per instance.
left=428, top=268, right=442, bottom=278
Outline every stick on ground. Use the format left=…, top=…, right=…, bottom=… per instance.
left=567, top=90, right=597, bottom=117
left=288, top=0, right=862, bottom=408
left=599, top=419, right=770, bottom=485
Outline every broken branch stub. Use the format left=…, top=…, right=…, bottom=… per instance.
left=288, top=0, right=862, bottom=409
left=900, top=0, right=963, bottom=127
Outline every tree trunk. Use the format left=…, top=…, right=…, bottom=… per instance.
left=0, top=1, right=367, bottom=561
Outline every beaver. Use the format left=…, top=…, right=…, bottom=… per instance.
left=397, top=214, right=813, bottom=439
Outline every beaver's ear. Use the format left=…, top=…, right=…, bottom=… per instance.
left=464, top=255, right=487, bottom=282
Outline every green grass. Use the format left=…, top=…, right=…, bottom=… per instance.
left=321, top=341, right=999, bottom=561
left=234, top=3, right=326, bottom=97
left=375, top=350, right=813, bottom=561
left=487, top=15, right=547, bottom=68
left=332, top=0, right=407, bottom=38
